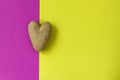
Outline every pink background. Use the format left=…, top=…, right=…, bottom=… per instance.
left=0, top=0, right=39, bottom=80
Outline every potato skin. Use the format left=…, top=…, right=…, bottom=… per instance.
left=28, top=21, right=51, bottom=52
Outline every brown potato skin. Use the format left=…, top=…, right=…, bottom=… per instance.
left=28, top=21, right=51, bottom=52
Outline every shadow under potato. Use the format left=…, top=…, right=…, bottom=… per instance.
left=42, top=24, right=58, bottom=53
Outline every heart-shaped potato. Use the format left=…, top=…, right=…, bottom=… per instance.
left=28, top=21, right=51, bottom=52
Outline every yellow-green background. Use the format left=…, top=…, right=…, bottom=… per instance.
left=39, top=0, right=120, bottom=80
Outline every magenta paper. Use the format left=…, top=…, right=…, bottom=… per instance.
left=0, top=0, right=39, bottom=80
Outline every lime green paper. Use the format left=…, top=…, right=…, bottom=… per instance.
left=40, top=0, right=120, bottom=80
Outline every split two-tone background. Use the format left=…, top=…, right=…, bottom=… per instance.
left=0, top=0, right=120, bottom=80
